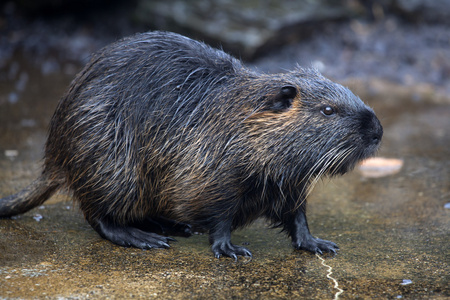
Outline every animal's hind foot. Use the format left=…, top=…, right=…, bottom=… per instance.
left=93, top=218, right=175, bottom=249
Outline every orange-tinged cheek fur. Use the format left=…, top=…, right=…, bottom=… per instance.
left=245, top=99, right=303, bottom=153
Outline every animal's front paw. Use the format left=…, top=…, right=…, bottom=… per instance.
left=211, top=241, right=252, bottom=260
left=293, top=237, right=339, bottom=255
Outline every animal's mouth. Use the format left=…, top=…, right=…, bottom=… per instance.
left=326, top=138, right=382, bottom=177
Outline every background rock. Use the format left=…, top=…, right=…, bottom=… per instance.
left=393, top=0, right=450, bottom=24
left=134, top=0, right=363, bottom=60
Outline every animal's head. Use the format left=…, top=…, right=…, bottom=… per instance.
left=244, top=68, right=383, bottom=182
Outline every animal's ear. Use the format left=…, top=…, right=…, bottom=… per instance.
left=265, top=85, right=298, bottom=112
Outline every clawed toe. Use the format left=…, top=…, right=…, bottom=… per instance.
left=123, top=228, right=175, bottom=249
left=294, top=237, right=339, bottom=255
left=212, top=241, right=252, bottom=260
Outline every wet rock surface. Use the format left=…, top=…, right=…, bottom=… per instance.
left=134, top=0, right=360, bottom=59
left=391, top=0, right=450, bottom=25
left=253, top=18, right=450, bottom=96
left=1, top=1, right=449, bottom=299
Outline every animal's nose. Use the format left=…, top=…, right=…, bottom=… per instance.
left=371, top=116, right=383, bottom=145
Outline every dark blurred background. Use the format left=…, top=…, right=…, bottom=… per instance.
left=1, top=0, right=449, bottom=86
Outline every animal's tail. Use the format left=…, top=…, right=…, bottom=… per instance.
left=0, top=172, right=62, bottom=217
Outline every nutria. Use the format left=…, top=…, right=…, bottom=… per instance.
left=0, top=31, right=382, bottom=259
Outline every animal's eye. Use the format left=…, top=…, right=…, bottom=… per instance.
left=321, top=106, right=334, bottom=116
